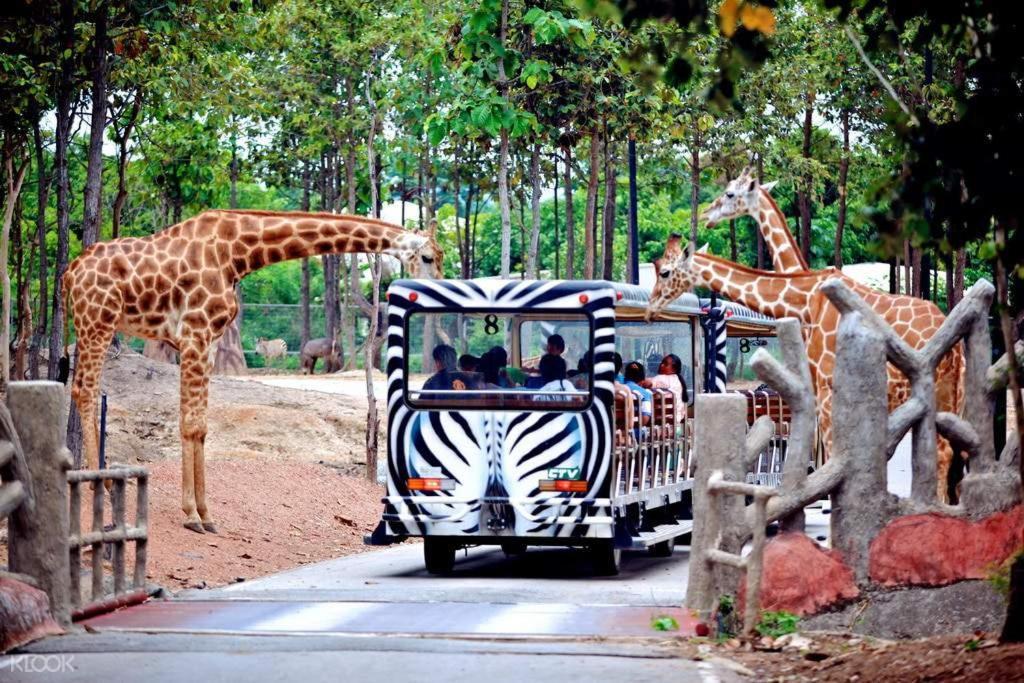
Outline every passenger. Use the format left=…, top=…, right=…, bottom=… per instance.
left=612, top=353, right=635, bottom=439
left=458, top=354, right=479, bottom=372
left=641, top=353, right=689, bottom=421
left=623, top=361, right=653, bottom=426
left=569, top=350, right=593, bottom=391
left=536, top=354, right=573, bottom=400
left=423, top=344, right=458, bottom=391
left=524, top=333, right=566, bottom=383
left=545, top=334, right=566, bottom=357
left=485, top=346, right=525, bottom=387
left=479, top=348, right=511, bottom=389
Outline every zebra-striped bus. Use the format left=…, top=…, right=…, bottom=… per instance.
left=366, top=278, right=779, bottom=575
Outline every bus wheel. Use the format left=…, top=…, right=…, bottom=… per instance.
left=590, top=542, right=621, bottom=576
left=649, top=536, right=676, bottom=558
left=424, top=538, right=456, bottom=575
left=501, top=541, right=528, bottom=557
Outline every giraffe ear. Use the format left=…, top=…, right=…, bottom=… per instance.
left=761, top=180, right=778, bottom=193
left=697, top=243, right=709, bottom=254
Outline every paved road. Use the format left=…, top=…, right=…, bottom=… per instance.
left=7, top=544, right=744, bottom=682
left=4, top=439, right=907, bottom=681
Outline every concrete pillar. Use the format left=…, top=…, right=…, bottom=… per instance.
left=7, top=381, right=72, bottom=626
left=687, top=393, right=748, bottom=615
left=830, top=314, right=894, bottom=582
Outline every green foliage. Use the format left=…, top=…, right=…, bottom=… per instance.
left=987, top=547, right=1024, bottom=598
left=755, top=610, right=800, bottom=638
left=651, top=615, right=679, bottom=631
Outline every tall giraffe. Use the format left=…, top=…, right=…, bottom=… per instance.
left=647, top=236, right=963, bottom=502
left=63, top=210, right=443, bottom=532
left=701, top=167, right=808, bottom=273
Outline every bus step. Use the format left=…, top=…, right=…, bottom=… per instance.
left=630, top=521, right=694, bottom=549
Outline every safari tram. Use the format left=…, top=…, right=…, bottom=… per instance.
left=366, top=279, right=790, bottom=575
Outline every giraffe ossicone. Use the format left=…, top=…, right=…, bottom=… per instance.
left=64, top=210, right=444, bottom=533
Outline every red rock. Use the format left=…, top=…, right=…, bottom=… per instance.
left=869, top=504, right=1024, bottom=587
left=740, top=532, right=859, bottom=617
left=0, top=577, right=63, bottom=653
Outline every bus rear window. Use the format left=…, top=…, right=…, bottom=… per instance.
left=405, top=311, right=592, bottom=410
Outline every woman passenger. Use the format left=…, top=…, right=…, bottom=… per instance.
left=641, top=353, right=688, bottom=421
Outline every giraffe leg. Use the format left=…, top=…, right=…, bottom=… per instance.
left=71, top=323, right=117, bottom=473
left=178, top=335, right=214, bottom=533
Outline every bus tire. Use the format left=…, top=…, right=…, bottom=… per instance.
left=590, top=542, right=621, bottom=576
left=424, top=538, right=456, bottom=575
left=649, top=536, right=676, bottom=558
left=501, top=541, right=528, bottom=557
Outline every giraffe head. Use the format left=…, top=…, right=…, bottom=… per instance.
left=646, top=233, right=700, bottom=322
left=701, top=167, right=777, bottom=226
left=387, top=219, right=444, bottom=278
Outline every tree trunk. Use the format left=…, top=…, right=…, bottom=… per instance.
left=29, top=122, right=49, bottom=380
left=690, top=129, right=700, bottom=248
left=563, top=143, right=575, bottom=279
left=462, top=182, right=474, bottom=279
left=797, top=90, right=815, bottom=265
left=905, top=240, right=913, bottom=294
left=142, top=340, right=177, bottom=364
left=112, top=87, right=142, bottom=240
left=497, top=0, right=512, bottom=278
left=453, top=148, right=466, bottom=278
left=995, top=220, right=1024, bottom=643
left=213, top=135, right=248, bottom=376
left=365, top=65, right=382, bottom=480
left=81, top=1, right=107, bottom=248
left=2, top=144, right=29, bottom=392
left=911, top=244, right=923, bottom=298
left=554, top=153, right=560, bottom=279
left=300, top=162, right=311, bottom=347
left=583, top=132, right=600, bottom=279
left=954, top=248, right=966, bottom=305
left=527, top=141, right=542, bottom=278
left=49, top=0, right=75, bottom=384
left=835, top=107, right=850, bottom=269
left=602, top=137, right=616, bottom=280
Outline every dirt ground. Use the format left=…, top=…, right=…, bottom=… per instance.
left=672, top=631, right=1024, bottom=682
left=0, top=350, right=391, bottom=591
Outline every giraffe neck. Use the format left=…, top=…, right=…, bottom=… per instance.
left=691, top=253, right=834, bottom=321
left=756, top=190, right=808, bottom=272
left=212, top=210, right=411, bottom=280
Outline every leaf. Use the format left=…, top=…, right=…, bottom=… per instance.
left=719, top=0, right=740, bottom=38
left=651, top=616, right=679, bottom=631
left=740, top=5, right=776, bottom=36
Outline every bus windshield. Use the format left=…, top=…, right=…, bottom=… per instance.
left=405, top=311, right=593, bottom=411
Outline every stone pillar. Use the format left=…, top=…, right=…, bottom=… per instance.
left=829, top=314, right=894, bottom=582
left=7, top=381, right=72, bottom=626
left=687, top=393, right=748, bottom=615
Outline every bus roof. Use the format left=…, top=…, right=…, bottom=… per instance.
left=611, top=282, right=702, bottom=319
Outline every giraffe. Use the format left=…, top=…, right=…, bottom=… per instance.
left=63, top=210, right=443, bottom=532
left=647, top=236, right=964, bottom=502
left=699, top=171, right=965, bottom=484
left=701, top=166, right=808, bottom=273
